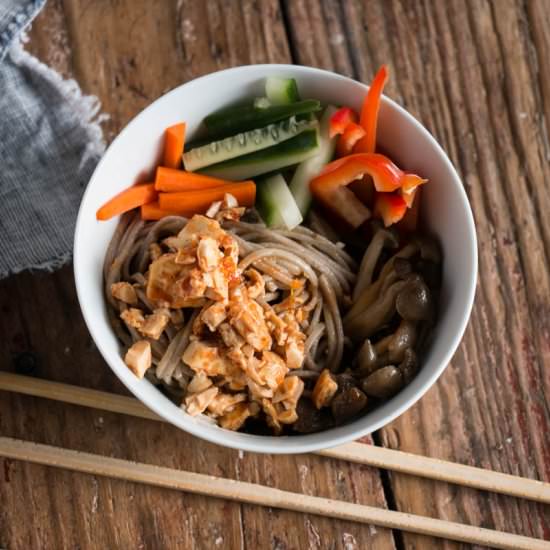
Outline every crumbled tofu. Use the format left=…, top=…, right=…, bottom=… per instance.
left=175, top=215, right=226, bottom=248
left=273, top=376, right=304, bottom=410
left=140, top=308, right=170, bottom=340
left=223, top=193, right=238, bottom=209
left=215, top=207, right=246, bottom=222
left=201, top=302, right=227, bottom=331
left=179, top=268, right=207, bottom=300
left=182, top=340, right=232, bottom=377
left=205, top=200, right=222, bottom=218
left=184, top=386, right=219, bottom=416
left=229, top=299, right=272, bottom=351
left=147, top=253, right=195, bottom=307
left=124, top=340, right=151, bottom=378
left=247, top=379, right=274, bottom=400
left=187, top=372, right=213, bottom=394
left=245, top=268, right=265, bottom=300
left=170, top=309, right=184, bottom=327
left=207, top=392, right=247, bottom=417
left=204, top=267, right=229, bottom=301
left=197, top=236, right=223, bottom=272
left=111, top=282, right=138, bottom=305
left=219, top=402, right=256, bottom=431
left=149, top=242, right=162, bottom=261
left=278, top=408, right=298, bottom=424
left=258, top=351, right=288, bottom=390
left=261, top=398, right=282, bottom=433
left=175, top=244, right=197, bottom=265
left=285, top=338, right=305, bottom=370
left=120, top=308, right=145, bottom=329
left=312, top=369, right=338, bottom=409
left=219, top=323, right=244, bottom=348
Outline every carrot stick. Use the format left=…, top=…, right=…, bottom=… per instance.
left=354, top=65, right=388, bottom=154
left=141, top=201, right=194, bottom=221
left=162, top=123, right=186, bottom=169
left=158, top=182, right=256, bottom=213
left=96, top=183, right=157, bottom=221
left=155, top=167, right=235, bottom=192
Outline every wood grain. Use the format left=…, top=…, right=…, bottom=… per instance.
left=282, top=0, right=550, bottom=548
left=1, top=1, right=394, bottom=549
left=1, top=0, right=548, bottom=549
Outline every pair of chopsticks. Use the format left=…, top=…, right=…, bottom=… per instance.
left=0, top=372, right=549, bottom=550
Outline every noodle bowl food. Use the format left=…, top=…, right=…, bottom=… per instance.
left=97, top=68, right=444, bottom=435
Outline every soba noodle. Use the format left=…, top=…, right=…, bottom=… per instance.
left=104, top=212, right=355, bottom=402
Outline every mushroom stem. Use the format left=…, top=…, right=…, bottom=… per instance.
left=353, top=225, right=399, bottom=301
left=344, top=279, right=408, bottom=341
left=345, top=242, right=418, bottom=323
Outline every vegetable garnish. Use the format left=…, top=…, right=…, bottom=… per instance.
left=158, top=181, right=256, bottom=213
left=96, top=183, right=157, bottom=221
left=314, top=153, right=427, bottom=194
left=162, top=122, right=186, bottom=169
left=155, top=167, right=234, bottom=192
left=354, top=65, right=388, bottom=154
left=374, top=192, right=408, bottom=227
left=336, top=122, right=366, bottom=157
left=141, top=201, right=194, bottom=221
left=396, top=188, right=421, bottom=232
left=329, top=107, right=357, bottom=138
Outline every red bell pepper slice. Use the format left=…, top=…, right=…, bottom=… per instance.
left=354, top=65, right=389, bottom=154
left=374, top=192, right=408, bottom=227
left=396, top=188, right=421, bottom=232
left=310, top=153, right=425, bottom=228
left=336, top=122, right=366, bottom=157
left=329, top=107, right=357, bottom=138
left=314, top=153, right=427, bottom=194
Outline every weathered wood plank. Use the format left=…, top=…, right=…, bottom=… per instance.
left=1, top=1, right=395, bottom=549
left=282, top=0, right=550, bottom=548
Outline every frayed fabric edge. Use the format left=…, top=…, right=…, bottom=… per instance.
left=0, top=250, right=73, bottom=280
left=9, top=39, right=108, bottom=169
left=1, top=40, right=109, bottom=280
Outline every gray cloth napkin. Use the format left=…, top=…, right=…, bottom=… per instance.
left=0, top=0, right=105, bottom=278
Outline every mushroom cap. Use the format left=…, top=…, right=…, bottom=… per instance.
left=396, top=275, right=433, bottom=321
left=361, top=366, right=404, bottom=399
left=331, top=387, right=368, bottom=423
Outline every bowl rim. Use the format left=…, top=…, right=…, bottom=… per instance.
left=74, top=63, right=478, bottom=454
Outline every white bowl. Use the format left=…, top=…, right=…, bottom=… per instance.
left=74, top=64, right=477, bottom=454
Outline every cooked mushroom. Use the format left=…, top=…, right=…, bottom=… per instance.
left=396, top=275, right=433, bottom=321
left=415, top=259, right=441, bottom=289
left=293, top=398, right=334, bottom=433
left=360, top=366, right=404, bottom=399
left=357, top=339, right=388, bottom=376
left=353, top=223, right=399, bottom=301
left=399, top=348, right=418, bottom=384
left=390, top=320, right=417, bottom=362
left=344, top=279, right=409, bottom=341
left=345, top=256, right=413, bottom=324
left=413, top=236, right=441, bottom=263
left=331, top=387, right=368, bottom=423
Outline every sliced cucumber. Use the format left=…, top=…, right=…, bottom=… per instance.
left=265, top=77, right=300, bottom=105
left=182, top=117, right=317, bottom=172
left=289, top=105, right=338, bottom=215
left=257, top=173, right=303, bottom=229
left=254, top=97, right=271, bottom=109
left=199, top=129, right=320, bottom=181
left=204, top=99, right=321, bottom=139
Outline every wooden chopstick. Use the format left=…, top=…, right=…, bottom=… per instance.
left=1, top=436, right=548, bottom=550
left=1, top=371, right=549, bottom=505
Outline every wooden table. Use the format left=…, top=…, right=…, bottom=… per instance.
left=1, top=1, right=549, bottom=548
